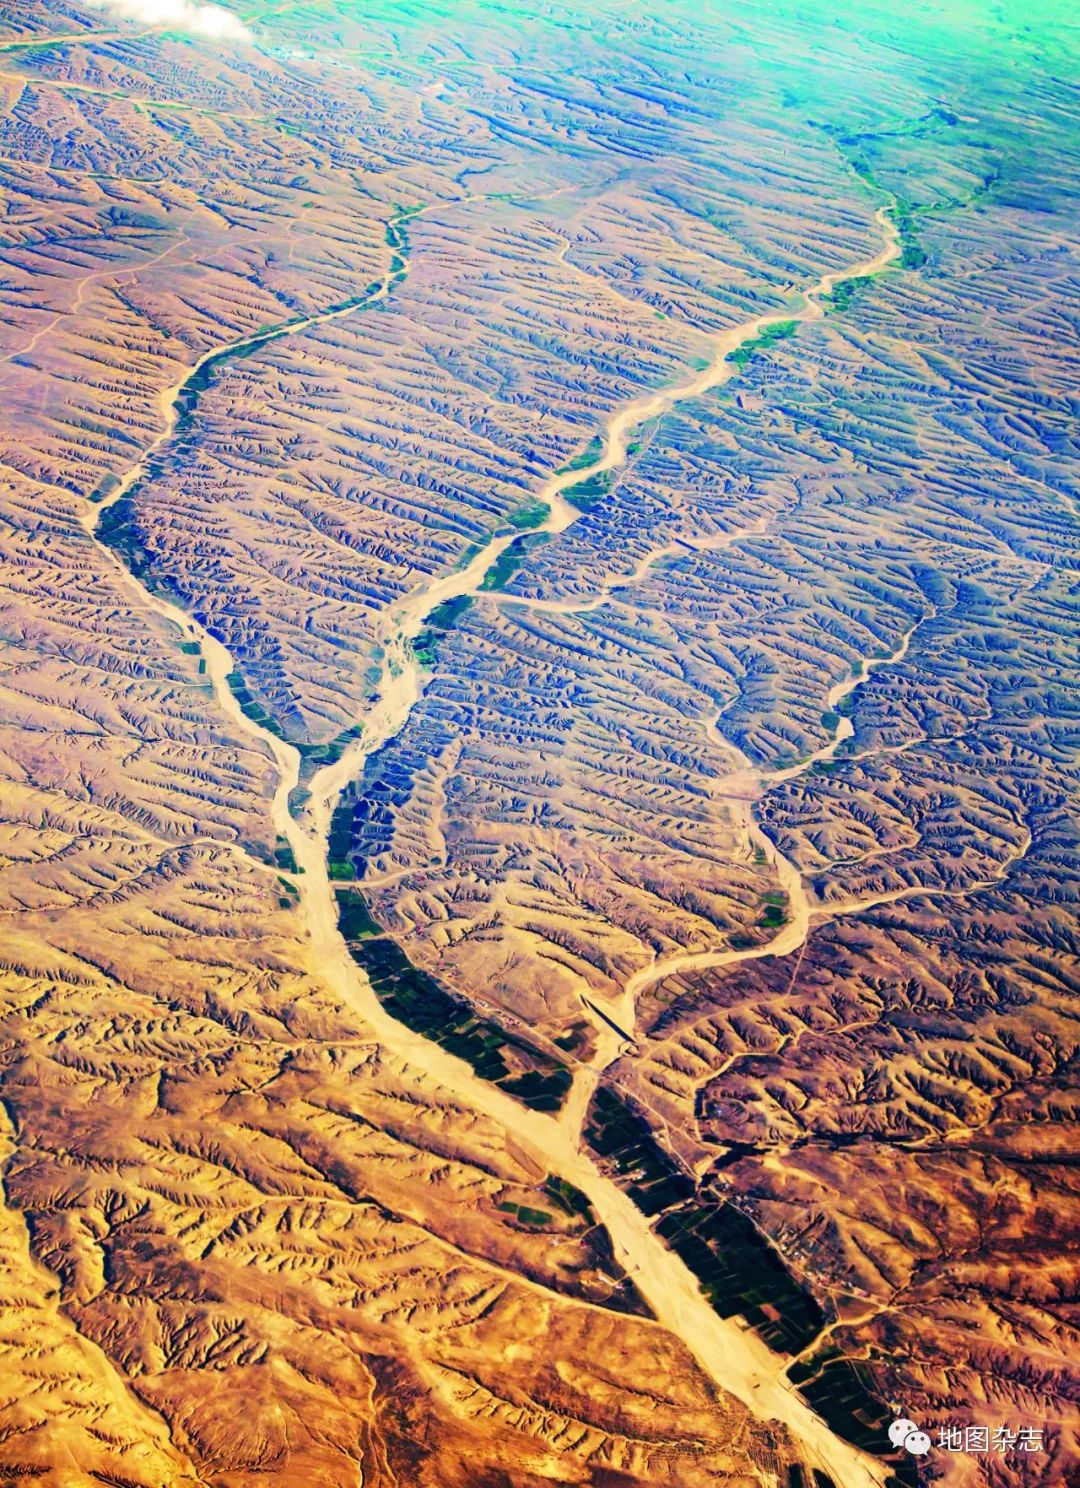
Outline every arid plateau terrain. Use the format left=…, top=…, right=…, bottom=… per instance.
left=0, top=0, right=1076, bottom=1485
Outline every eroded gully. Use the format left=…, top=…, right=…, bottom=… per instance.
left=79, top=200, right=908, bottom=1488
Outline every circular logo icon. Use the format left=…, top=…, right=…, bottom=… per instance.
left=904, top=1431, right=932, bottom=1456
left=889, top=1419, right=918, bottom=1448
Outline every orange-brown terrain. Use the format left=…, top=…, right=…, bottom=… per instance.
left=0, top=0, right=1076, bottom=1485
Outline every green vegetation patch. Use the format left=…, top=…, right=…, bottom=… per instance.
left=586, top=1087, right=695, bottom=1216
left=341, top=907, right=573, bottom=1113
left=499, top=1067, right=572, bottom=1106
left=496, top=1202, right=554, bottom=1227
left=563, top=469, right=612, bottom=513
left=326, top=796, right=356, bottom=880
left=240, top=838, right=274, bottom=867
left=826, top=129, right=928, bottom=275
left=656, top=1200, right=824, bottom=1355
left=335, top=888, right=382, bottom=939
left=505, top=498, right=550, bottom=531
left=297, top=723, right=363, bottom=771
left=518, top=1206, right=554, bottom=1226
left=790, top=1354, right=913, bottom=1472
left=759, top=891, right=788, bottom=929
left=384, top=206, right=420, bottom=274
left=826, top=274, right=875, bottom=312
left=892, top=202, right=927, bottom=269
left=414, top=594, right=474, bottom=668
left=543, top=1176, right=593, bottom=1219
left=728, top=319, right=798, bottom=370
left=480, top=533, right=550, bottom=592
left=538, top=1174, right=652, bottom=1317
left=226, top=669, right=286, bottom=740
left=556, top=434, right=604, bottom=475
left=586, top=1086, right=827, bottom=1355
left=553, top=1023, right=588, bottom=1053
left=97, top=495, right=158, bottom=591
left=90, top=472, right=120, bottom=503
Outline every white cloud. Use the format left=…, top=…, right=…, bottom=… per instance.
left=85, top=0, right=253, bottom=43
